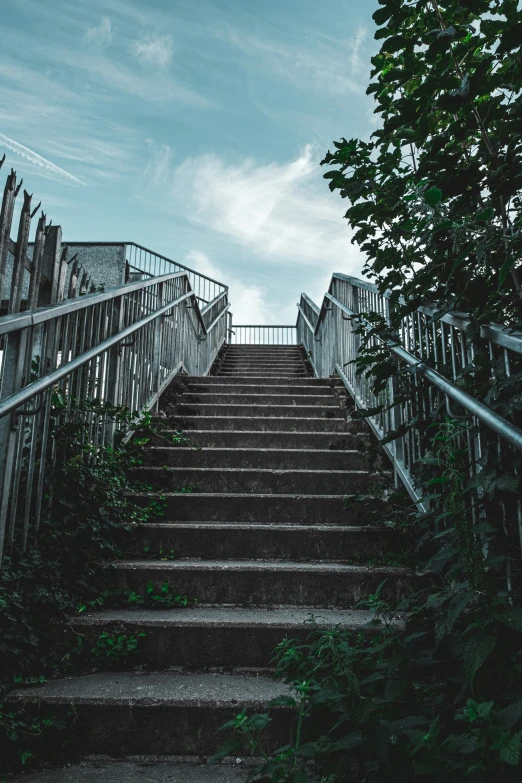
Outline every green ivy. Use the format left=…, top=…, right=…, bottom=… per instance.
left=0, top=398, right=188, bottom=779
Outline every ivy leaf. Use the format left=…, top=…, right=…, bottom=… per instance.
left=424, top=187, right=443, bottom=206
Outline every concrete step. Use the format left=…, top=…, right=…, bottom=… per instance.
left=147, top=430, right=369, bottom=450
left=131, top=522, right=399, bottom=561
left=10, top=762, right=248, bottom=783
left=217, top=371, right=309, bottom=376
left=141, top=447, right=369, bottom=470
left=189, top=375, right=331, bottom=386
left=134, top=467, right=382, bottom=495
left=185, top=383, right=334, bottom=396
left=133, top=492, right=388, bottom=525
left=219, top=361, right=306, bottom=369
left=111, top=560, right=411, bottom=608
left=174, top=403, right=343, bottom=418
left=7, top=672, right=292, bottom=756
left=65, top=607, right=390, bottom=670
left=161, top=416, right=347, bottom=432
left=178, top=393, right=335, bottom=406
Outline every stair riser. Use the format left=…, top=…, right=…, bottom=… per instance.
left=218, top=362, right=306, bottom=370
left=135, top=493, right=386, bottom=525
left=147, top=430, right=370, bottom=450
left=182, top=376, right=331, bottom=386
left=112, top=565, right=410, bottom=608
left=175, top=404, right=343, bottom=418
left=185, top=384, right=334, bottom=396
left=142, top=447, right=369, bottom=470
left=177, top=394, right=334, bottom=406
left=162, top=416, right=348, bottom=432
left=63, top=621, right=370, bottom=670
left=134, top=468, right=379, bottom=495
left=131, top=524, right=399, bottom=561
left=217, top=371, right=309, bottom=376
left=17, top=704, right=292, bottom=756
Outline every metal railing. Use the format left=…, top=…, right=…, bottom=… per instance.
left=0, top=270, right=229, bottom=564
left=230, top=325, right=297, bottom=345
left=124, top=243, right=227, bottom=305
left=297, top=274, right=522, bottom=534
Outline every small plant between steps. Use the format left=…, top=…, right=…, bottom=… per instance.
left=214, top=421, right=522, bottom=781
left=0, top=395, right=192, bottom=781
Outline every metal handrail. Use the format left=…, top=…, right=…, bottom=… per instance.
left=296, top=273, right=522, bottom=527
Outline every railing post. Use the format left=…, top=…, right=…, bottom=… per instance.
left=0, top=191, right=35, bottom=562
left=151, top=282, right=165, bottom=409
left=104, top=294, right=125, bottom=439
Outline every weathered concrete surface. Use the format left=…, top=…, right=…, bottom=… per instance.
left=129, top=522, right=398, bottom=562
left=142, top=446, right=369, bottom=470
left=65, top=607, right=396, bottom=669
left=174, top=403, right=343, bottom=418
left=111, top=559, right=411, bottom=607
left=147, top=430, right=368, bottom=450
left=133, top=492, right=390, bottom=525
left=133, top=466, right=384, bottom=495
left=177, top=393, right=334, bottom=406
left=162, top=415, right=348, bottom=432
left=7, top=672, right=293, bottom=756
left=11, top=762, right=247, bottom=783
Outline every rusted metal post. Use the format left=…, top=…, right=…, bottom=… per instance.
left=27, top=213, right=47, bottom=309
left=0, top=170, right=18, bottom=306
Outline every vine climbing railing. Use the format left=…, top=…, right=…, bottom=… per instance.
left=297, top=273, right=522, bottom=567
left=0, top=158, right=229, bottom=565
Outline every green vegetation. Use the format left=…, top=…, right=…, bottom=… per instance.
left=0, top=397, right=189, bottom=780
left=216, top=1, right=522, bottom=780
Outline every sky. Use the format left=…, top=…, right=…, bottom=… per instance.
left=0, top=0, right=381, bottom=323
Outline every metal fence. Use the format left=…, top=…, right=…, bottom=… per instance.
left=230, top=325, right=297, bottom=345
left=297, top=274, right=522, bottom=547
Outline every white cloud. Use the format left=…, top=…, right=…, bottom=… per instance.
left=83, top=17, right=113, bottom=47
left=144, top=140, right=173, bottom=187
left=184, top=250, right=276, bottom=325
left=219, top=25, right=369, bottom=97
left=171, top=144, right=362, bottom=272
left=0, top=133, right=84, bottom=185
left=132, top=34, right=174, bottom=68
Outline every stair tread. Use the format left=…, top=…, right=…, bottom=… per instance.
left=114, top=559, right=408, bottom=574
left=7, top=670, right=290, bottom=705
left=10, top=762, right=247, bottom=783
left=68, top=606, right=385, bottom=628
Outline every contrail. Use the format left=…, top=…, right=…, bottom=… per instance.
left=0, top=133, right=84, bottom=185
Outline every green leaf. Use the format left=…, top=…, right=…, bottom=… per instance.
left=498, top=255, right=518, bottom=287
left=463, top=634, right=497, bottom=684
left=424, top=187, right=443, bottom=206
left=499, top=732, right=521, bottom=766
left=475, top=207, right=494, bottom=222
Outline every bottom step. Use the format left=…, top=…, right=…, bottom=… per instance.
left=7, top=671, right=292, bottom=756
left=12, top=761, right=247, bottom=782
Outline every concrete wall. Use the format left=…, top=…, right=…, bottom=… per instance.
left=2, top=242, right=126, bottom=302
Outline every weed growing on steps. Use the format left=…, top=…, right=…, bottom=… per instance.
left=0, top=397, right=191, bottom=780
left=215, top=419, right=522, bottom=781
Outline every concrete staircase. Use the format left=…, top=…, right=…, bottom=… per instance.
left=9, top=345, right=408, bottom=781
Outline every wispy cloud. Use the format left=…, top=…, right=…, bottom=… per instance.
left=0, top=133, right=84, bottom=185
left=132, top=33, right=174, bottom=68
left=218, top=24, right=370, bottom=97
left=185, top=250, right=275, bottom=325
left=83, top=16, right=113, bottom=47
left=171, top=144, right=360, bottom=272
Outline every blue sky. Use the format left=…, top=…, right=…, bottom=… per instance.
left=0, top=0, right=381, bottom=323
